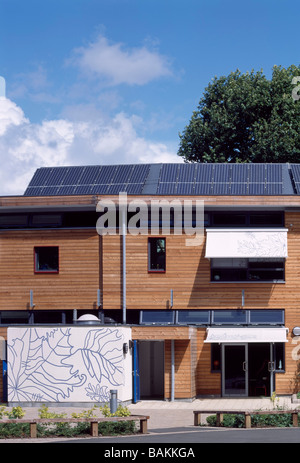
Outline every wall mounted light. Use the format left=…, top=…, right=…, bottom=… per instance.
left=123, top=343, right=129, bottom=354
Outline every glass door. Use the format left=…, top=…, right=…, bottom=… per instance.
left=222, top=344, right=248, bottom=397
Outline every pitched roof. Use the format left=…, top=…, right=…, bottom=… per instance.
left=23, top=163, right=300, bottom=196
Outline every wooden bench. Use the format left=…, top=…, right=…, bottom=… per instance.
left=193, top=410, right=299, bottom=429
left=0, top=415, right=150, bottom=438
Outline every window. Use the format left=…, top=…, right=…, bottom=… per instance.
left=210, top=211, right=284, bottom=228
left=211, top=258, right=285, bottom=282
left=249, top=310, right=284, bottom=325
left=31, top=214, right=62, bottom=227
left=211, top=344, right=221, bottom=372
left=273, top=343, right=285, bottom=371
left=0, top=214, right=28, bottom=228
left=212, top=310, right=247, bottom=325
left=140, top=310, right=175, bottom=325
left=176, top=310, right=210, bottom=325
left=148, top=238, right=166, bottom=272
left=34, top=247, right=59, bottom=273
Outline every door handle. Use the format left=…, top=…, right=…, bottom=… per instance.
left=242, top=361, right=247, bottom=372
left=268, top=361, right=275, bottom=372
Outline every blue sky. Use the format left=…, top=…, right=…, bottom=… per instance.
left=0, top=0, right=299, bottom=194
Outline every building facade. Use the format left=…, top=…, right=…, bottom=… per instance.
left=0, top=163, right=300, bottom=403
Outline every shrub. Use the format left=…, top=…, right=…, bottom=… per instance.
left=206, top=412, right=300, bottom=428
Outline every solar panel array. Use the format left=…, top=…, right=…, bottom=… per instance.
left=290, top=164, right=300, bottom=194
left=24, top=164, right=151, bottom=196
left=24, top=163, right=300, bottom=197
left=156, top=163, right=285, bottom=195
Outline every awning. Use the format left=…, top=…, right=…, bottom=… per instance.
left=204, top=327, right=288, bottom=343
left=205, top=229, right=288, bottom=258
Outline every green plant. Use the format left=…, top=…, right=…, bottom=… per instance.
left=205, top=412, right=300, bottom=428
left=0, top=406, right=26, bottom=419
left=99, top=403, right=131, bottom=417
left=98, top=421, right=136, bottom=436
left=71, top=406, right=97, bottom=419
left=38, top=404, right=67, bottom=419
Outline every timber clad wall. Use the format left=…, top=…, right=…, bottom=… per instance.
left=0, top=193, right=300, bottom=398
left=0, top=229, right=100, bottom=311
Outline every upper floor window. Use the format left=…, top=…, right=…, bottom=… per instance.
left=148, top=238, right=166, bottom=272
left=211, top=258, right=285, bottom=282
left=34, top=246, right=59, bottom=273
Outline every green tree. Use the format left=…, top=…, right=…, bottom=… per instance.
left=178, top=65, right=300, bottom=163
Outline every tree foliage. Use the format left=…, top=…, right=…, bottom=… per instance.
left=178, top=65, right=300, bottom=163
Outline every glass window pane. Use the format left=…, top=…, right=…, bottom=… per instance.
left=177, top=310, right=210, bottom=325
left=31, top=214, right=62, bottom=227
left=140, top=310, right=174, bottom=325
left=148, top=238, right=166, bottom=271
left=211, top=344, right=221, bottom=372
left=0, top=214, right=28, bottom=227
left=35, top=247, right=59, bottom=273
left=249, top=310, right=284, bottom=325
left=212, top=310, right=247, bottom=325
left=273, top=343, right=285, bottom=371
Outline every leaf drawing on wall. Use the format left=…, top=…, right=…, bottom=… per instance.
left=8, top=327, right=126, bottom=403
left=8, top=328, right=86, bottom=402
left=67, top=328, right=125, bottom=387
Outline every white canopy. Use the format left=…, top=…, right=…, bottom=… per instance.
left=205, top=229, right=288, bottom=259
left=204, top=327, right=288, bottom=343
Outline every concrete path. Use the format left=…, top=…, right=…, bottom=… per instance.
left=0, top=396, right=298, bottom=442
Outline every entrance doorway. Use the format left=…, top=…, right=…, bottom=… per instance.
left=222, top=343, right=273, bottom=397
left=138, top=341, right=164, bottom=399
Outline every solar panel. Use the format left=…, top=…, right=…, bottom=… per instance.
left=57, top=185, right=77, bottom=195
left=176, top=182, right=194, bottom=195
left=248, top=183, right=266, bottom=195
left=230, top=183, right=248, bottom=195
left=27, top=168, right=51, bottom=187
left=129, top=164, right=150, bottom=183
left=79, top=166, right=102, bottom=185
left=213, top=164, right=231, bottom=183
left=91, top=184, right=111, bottom=195
left=41, top=186, right=60, bottom=196
left=290, top=165, right=300, bottom=194
left=177, top=164, right=196, bottom=183
left=23, top=163, right=296, bottom=197
left=73, top=185, right=94, bottom=195
left=195, top=164, right=214, bottom=183
left=113, top=165, right=133, bottom=184
left=108, top=183, right=127, bottom=194
left=230, top=164, right=249, bottom=182
left=159, top=164, right=179, bottom=183
left=25, top=187, right=43, bottom=196
left=60, top=166, right=85, bottom=185
left=125, top=183, right=145, bottom=194
left=157, top=183, right=176, bottom=194
left=194, top=183, right=212, bottom=195
left=212, top=183, right=230, bottom=195
left=265, top=183, right=283, bottom=195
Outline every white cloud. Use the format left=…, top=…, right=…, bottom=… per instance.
left=0, top=97, right=28, bottom=136
left=69, top=35, right=173, bottom=86
left=0, top=97, right=181, bottom=196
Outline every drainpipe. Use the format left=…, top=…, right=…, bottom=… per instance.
left=171, top=340, right=175, bottom=401
left=120, top=194, right=127, bottom=324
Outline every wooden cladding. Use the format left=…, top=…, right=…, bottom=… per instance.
left=0, top=229, right=100, bottom=311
